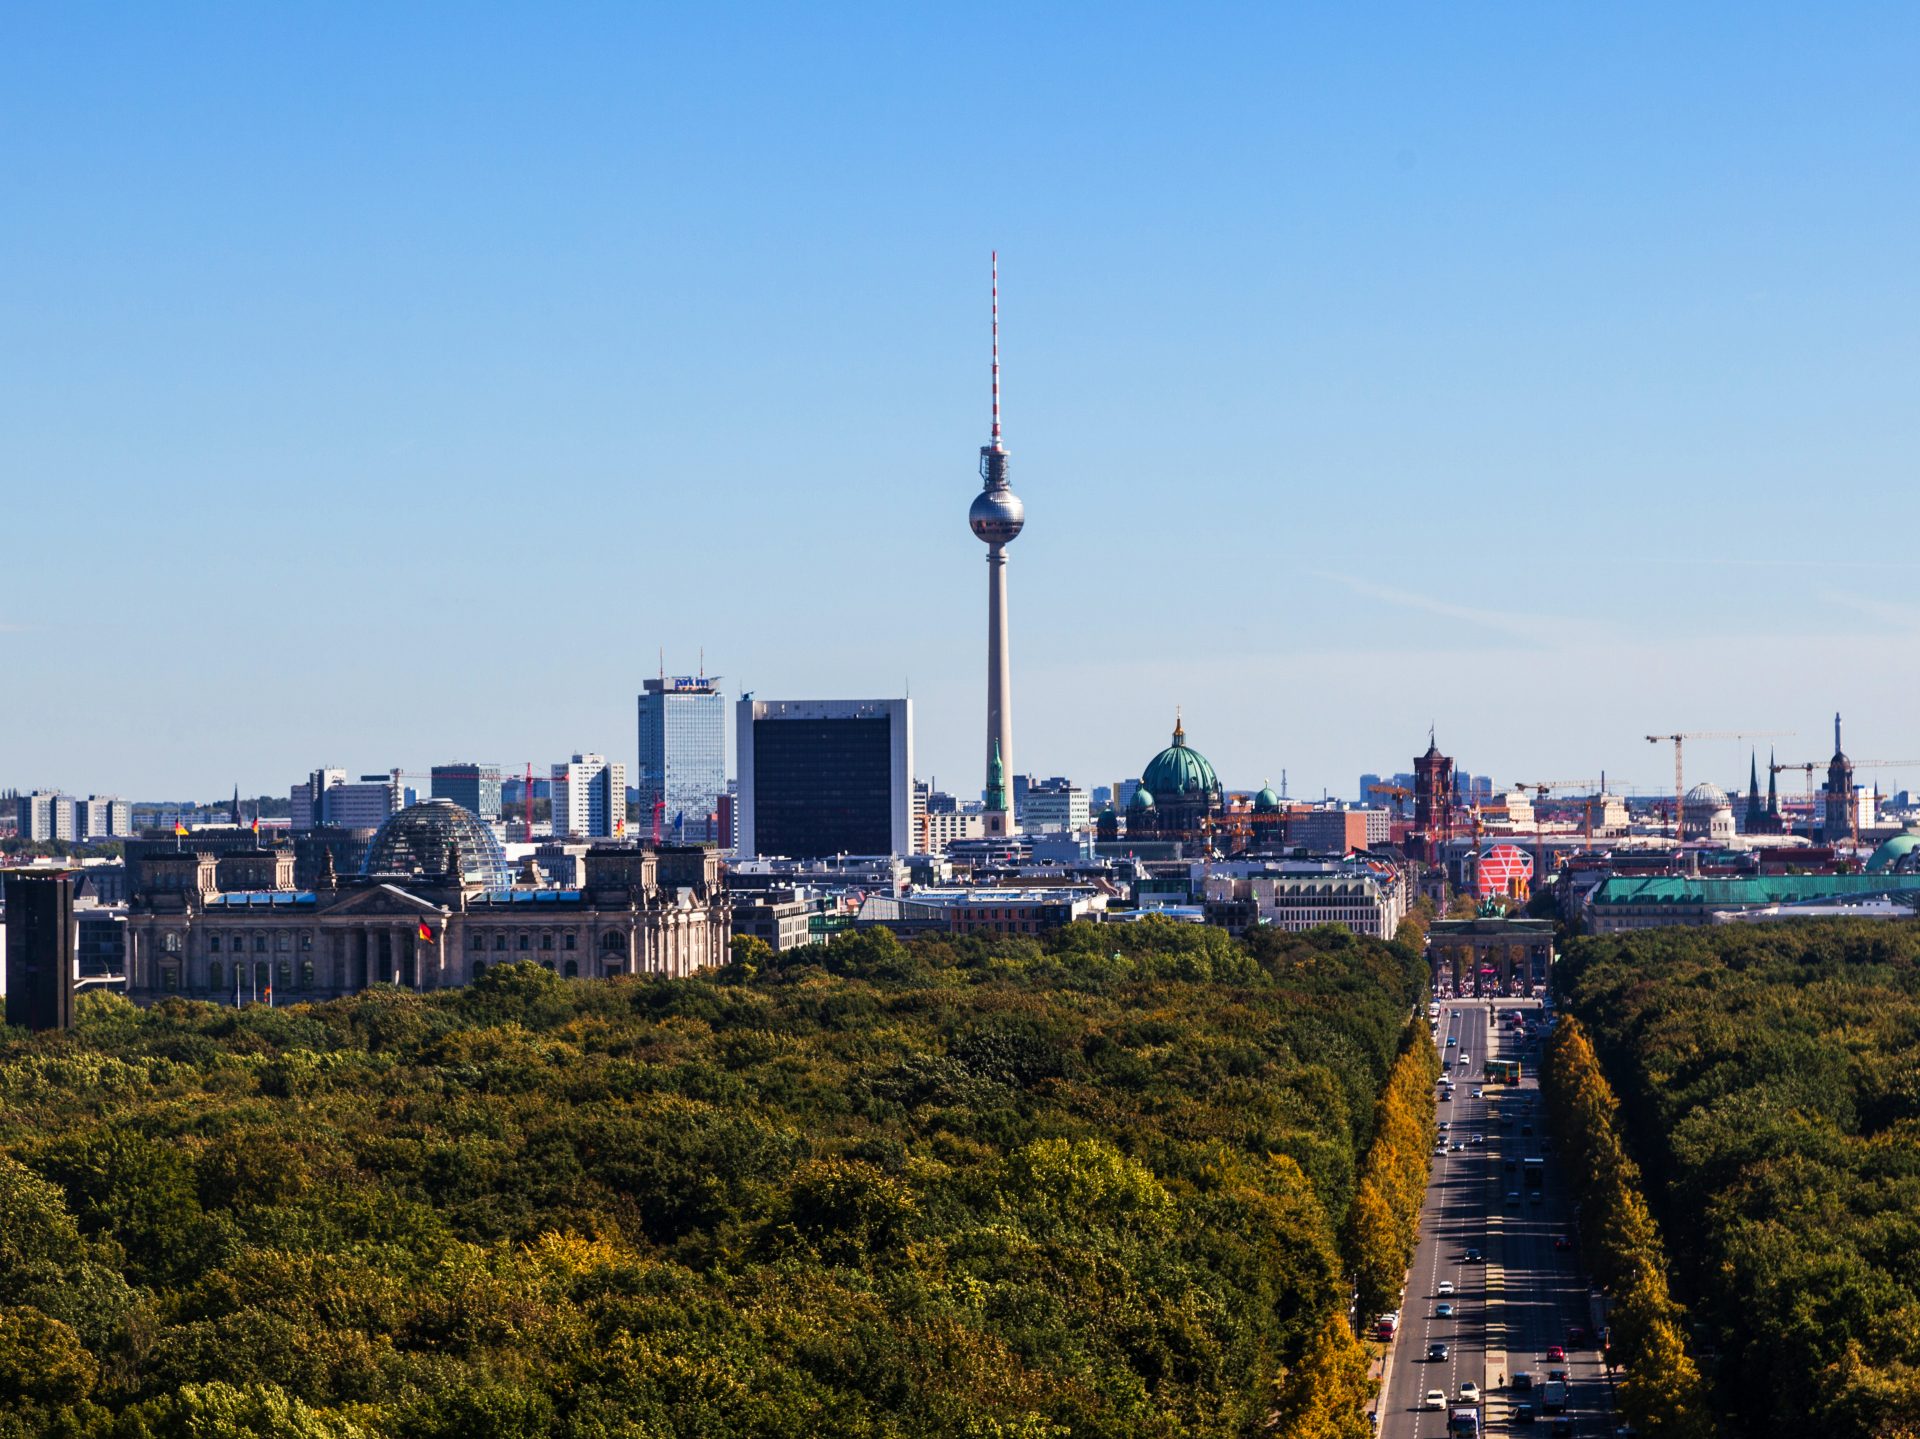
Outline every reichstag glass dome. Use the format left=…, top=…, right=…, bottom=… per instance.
left=363, top=799, right=513, bottom=890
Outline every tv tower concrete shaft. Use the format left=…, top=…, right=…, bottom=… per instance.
left=984, top=544, right=1013, bottom=827
left=968, top=252, right=1024, bottom=836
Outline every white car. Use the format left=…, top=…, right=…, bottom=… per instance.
left=1437, top=1280, right=1455, bottom=1296
left=1423, top=1390, right=1447, bottom=1412
left=1460, top=1381, right=1480, bottom=1402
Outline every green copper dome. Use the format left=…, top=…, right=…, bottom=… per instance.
left=1252, top=780, right=1281, bottom=813
left=1868, top=831, right=1920, bottom=874
left=1128, top=785, right=1155, bottom=810
left=1140, top=711, right=1220, bottom=799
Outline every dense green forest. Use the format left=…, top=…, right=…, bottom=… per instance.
left=0, top=919, right=1425, bottom=1438
left=1559, top=919, right=1920, bottom=1439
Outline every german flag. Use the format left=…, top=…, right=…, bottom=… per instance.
left=417, top=922, right=434, bottom=942
left=174, top=820, right=189, bottom=837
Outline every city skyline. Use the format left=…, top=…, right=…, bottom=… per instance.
left=6, top=7, right=1920, bottom=797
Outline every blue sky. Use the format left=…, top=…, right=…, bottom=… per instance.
left=5, top=3, right=1920, bottom=802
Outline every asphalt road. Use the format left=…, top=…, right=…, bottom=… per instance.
left=1373, top=997, right=1615, bottom=1437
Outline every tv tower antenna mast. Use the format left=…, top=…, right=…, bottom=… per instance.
left=969, top=251, right=1025, bottom=837
left=990, top=247, right=1006, bottom=449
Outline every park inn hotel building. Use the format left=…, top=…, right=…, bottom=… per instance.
left=123, top=800, right=731, bottom=1001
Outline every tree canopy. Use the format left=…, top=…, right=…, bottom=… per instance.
left=1559, top=919, right=1920, bottom=1438
left=0, top=919, right=1425, bottom=1438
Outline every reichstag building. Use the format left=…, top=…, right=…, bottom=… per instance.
left=125, top=799, right=731, bottom=1001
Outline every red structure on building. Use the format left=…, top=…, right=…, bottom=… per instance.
left=1475, top=843, right=1534, bottom=901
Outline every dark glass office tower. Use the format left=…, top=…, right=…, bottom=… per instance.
left=4, top=869, right=76, bottom=1031
left=735, top=699, right=912, bottom=859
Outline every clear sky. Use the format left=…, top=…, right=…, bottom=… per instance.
left=6, top=4, right=1920, bottom=804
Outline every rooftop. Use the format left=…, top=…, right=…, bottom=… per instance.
left=1592, top=873, right=1920, bottom=906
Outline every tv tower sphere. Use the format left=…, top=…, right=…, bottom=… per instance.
left=969, top=484, right=1024, bottom=544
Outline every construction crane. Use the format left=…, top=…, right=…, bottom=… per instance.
left=1511, top=781, right=1599, bottom=886
left=1366, top=782, right=1413, bottom=818
left=1646, top=731, right=1793, bottom=843
left=1772, top=757, right=1920, bottom=851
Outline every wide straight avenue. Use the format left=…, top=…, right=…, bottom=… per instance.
left=1374, top=998, right=1613, bottom=1437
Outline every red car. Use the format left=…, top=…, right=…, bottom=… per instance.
left=1545, top=1345, right=1565, bottom=1362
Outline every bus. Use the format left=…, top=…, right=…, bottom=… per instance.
left=1485, top=1058, right=1520, bottom=1084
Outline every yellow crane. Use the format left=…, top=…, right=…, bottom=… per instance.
left=1366, top=782, right=1413, bottom=818
left=1511, top=781, right=1599, bottom=885
left=1772, top=757, right=1920, bottom=851
left=1646, top=731, right=1793, bottom=842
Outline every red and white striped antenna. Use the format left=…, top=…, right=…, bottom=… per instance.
left=990, top=251, right=1002, bottom=450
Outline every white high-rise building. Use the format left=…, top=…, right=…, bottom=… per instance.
left=289, top=770, right=404, bottom=831
left=14, top=791, right=76, bottom=842
left=291, top=769, right=348, bottom=832
left=1023, top=781, right=1090, bottom=834
left=552, top=753, right=627, bottom=839
left=75, top=796, right=132, bottom=840
left=319, top=772, right=403, bottom=830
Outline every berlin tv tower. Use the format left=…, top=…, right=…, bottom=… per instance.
left=969, top=252, right=1024, bottom=836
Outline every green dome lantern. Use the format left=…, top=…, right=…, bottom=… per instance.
left=1252, top=780, right=1281, bottom=813
left=1128, top=785, right=1155, bottom=811
left=1140, top=709, right=1221, bottom=799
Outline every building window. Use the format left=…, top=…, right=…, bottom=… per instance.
left=518, top=934, right=529, bottom=951
left=300, top=933, right=313, bottom=951
left=277, top=960, right=291, bottom=987
left=209, top=936, right=222, bottom=953
left=255, top=935, right=267, bottom=953
left=563, top=932, right=576, bottom=951
left=495, top=934, right=507, bottom=951
left=299, top=960, right=314, bottom=987
left=470, top=933, right=484, bottom=951
left=209, top=961, right=224, bottom=991
left=472, top=961, right=486, bottom=979
left=163, top=932, right=181, bottom=954
left=540, top=933, right=553, bottom=951
left=276, top=933, right=290, bottom=952
left=601, top=932, right=622, bottom=952
left=162, top=967, right=178, bottom=991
